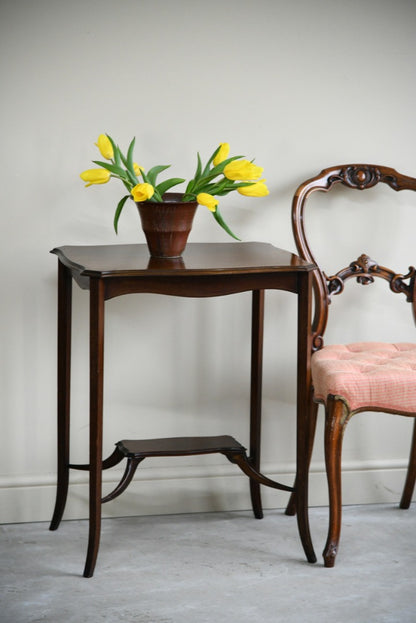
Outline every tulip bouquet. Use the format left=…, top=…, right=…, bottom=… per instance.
left=80, top=134, right=269, bottom=240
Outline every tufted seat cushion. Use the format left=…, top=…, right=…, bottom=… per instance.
left=311, top=342, right=416, bottom=413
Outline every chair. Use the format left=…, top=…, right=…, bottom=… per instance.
left=285, top=164, right=416, bottom=567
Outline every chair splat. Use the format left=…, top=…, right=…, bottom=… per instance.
left=325, top=253, right=416, bottom=302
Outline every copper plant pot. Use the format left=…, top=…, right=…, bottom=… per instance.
left=136, top=193, right=198, bottom=258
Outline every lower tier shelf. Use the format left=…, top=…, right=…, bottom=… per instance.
left=69, top=434, right=294, bottom=505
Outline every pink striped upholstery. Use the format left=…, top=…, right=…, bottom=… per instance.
left=312, top=342, right=416, bottom=413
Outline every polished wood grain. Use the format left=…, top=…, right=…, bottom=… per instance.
left=287, top=164, right=416, bottom=567
left=51, top=242, right=312, bottom=277
left=49, top=242, right=316, bottom=577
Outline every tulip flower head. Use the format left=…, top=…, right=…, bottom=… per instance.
left=237, top=179, right=269, bottom=197
left=133, top=163, right=144, bottom=176
left=80, top=135, right=268, bottom=239
left=95, top=134, right=114, bottom=160
left=131, top=183, right=155, bottom=202
left=197, top=192, right=219, bottom=212
left=223, top=160, right=263, bottom=182
left=213, top=143, right=230, bottom=167
left=80, top=168, right=111, bottom=187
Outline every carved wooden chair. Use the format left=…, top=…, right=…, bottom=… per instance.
left=285, top=164, right=416, bottom=567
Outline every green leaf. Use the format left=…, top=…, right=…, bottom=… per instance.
left=124, top=137, right=140, bottom=185
left=186, top=153, right=203, bottom=197
left=207, top=155, right=244, bottom=179
left=106, top=134, right=122, bottom=167
left=138, top=168, right=161, bottom=200
left=146, top=164, right=171, bottom=186
left=113, top=194, right=130, bottom=234
left=125, top=168, right=139, bottom=187
left=201, top=145, right=221, bottom=177
left=92, top=160, right=130, bottom=180
left=181, top=193, right=197, bottom=202
left=119, top=151, right=128, bottom=168
left=214, top=188, right=238, bottom=196
left=202, top=177, right=235, bottom=196
left=152, top=187, right=163, bottom=202
left=184, top=179, right=194, bottom=196
left=211, top=180, right=256, bottom=197
left=194, top=152, right=203, bottom=181
left=212, top=207, right=241, bottom=241
left=193, top=182, right=216, bottom=195
left=229, top=180, right=256, bottom=188
left=191, top=156, right=245, bottom=195
left=139, top=167, right=150, bottom=183
left=156, top=177, right=185, bottom=197
left=126, top=137, right=136, bottom=171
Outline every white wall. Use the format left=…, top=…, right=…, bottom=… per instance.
left=1, top=0, right=416, bottom=524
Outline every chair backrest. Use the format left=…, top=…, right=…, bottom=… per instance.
left=292, top=164, right=416, bottom=351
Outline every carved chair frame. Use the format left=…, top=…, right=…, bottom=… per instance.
left=288, top=164, right=416, bottom=566
left=292, top=164, right=416, bottom=353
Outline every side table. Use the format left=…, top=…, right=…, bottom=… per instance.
left=49, top=242, right=316, bottom=577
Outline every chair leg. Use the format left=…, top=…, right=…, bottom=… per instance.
left=323, top=395, right=349, bottom=568
left=285, top=398, right=319, bottom=516
left=400, top=418, right=416, bottom=509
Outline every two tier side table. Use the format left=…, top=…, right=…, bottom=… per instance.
left=49, top=242, right=316, bottom=577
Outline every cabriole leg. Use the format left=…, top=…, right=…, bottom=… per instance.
left=323, top=395, right=349, bottom=568
left=400, top=417, right=416, bottom=509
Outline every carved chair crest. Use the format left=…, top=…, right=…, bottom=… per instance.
left=292, top=165, right=416, bottom=351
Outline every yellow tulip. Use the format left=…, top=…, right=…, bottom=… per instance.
left=95, top=134, right=114, bottom=160
left=133, top=163, right=144, bottom=176
left=213, top=142, right=230, bottom=167
left=131, top=183, right=155, bottom=202
left=223, top=159, right=263, bottom=181
left=237, top=179, right=269, bottom=197
left=197, top=192, right=219, bottom=212
left=80, top=168, right=111, bottom=186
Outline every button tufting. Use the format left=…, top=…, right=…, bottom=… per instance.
left=312, top=342, right=416, bottom=412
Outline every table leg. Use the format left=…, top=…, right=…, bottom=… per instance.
left=50, top=261, right=72, bottom=531
left=83, top=278, right=105, bottom=578
left=249, top=289, right=264, bottom=519
left=295, top=271, right=317, bottom=563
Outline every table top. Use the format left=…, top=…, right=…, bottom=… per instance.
left=51, top=242, right=314, bottom=278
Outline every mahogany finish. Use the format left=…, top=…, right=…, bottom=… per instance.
left=49, top=241, right=316, bottom=577
left=285, top=164, right=416, bottom=566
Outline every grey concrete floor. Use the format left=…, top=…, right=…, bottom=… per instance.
left=0, top=504, right=415, bottom=623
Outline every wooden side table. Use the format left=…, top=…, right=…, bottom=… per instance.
left=49, top=242, right=316, bottom=577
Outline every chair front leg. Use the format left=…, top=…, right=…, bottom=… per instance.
left=323, top=395, right=350, bottom=568
left=400, top=417, right=416, bottom=509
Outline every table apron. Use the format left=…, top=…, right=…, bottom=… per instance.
left=99, top=272, right=303, bottom=300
